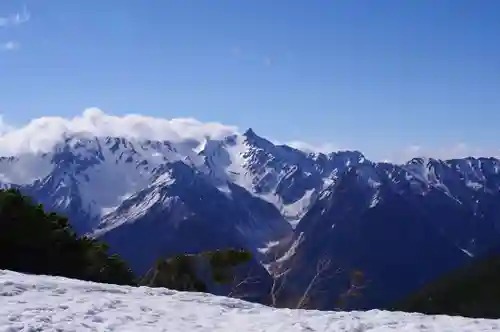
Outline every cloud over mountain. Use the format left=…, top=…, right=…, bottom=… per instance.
left=0, top=108, right=237, bottom=155
left=0, top=108, right=497, bottom=161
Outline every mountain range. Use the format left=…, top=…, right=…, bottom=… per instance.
left=1, top=129, right=499, bottom=309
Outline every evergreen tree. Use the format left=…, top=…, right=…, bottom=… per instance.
left=0, top=188, right=253, bottom=295
left=0, top=189, right=136, bottom=285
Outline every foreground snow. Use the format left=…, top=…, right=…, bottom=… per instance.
left=0, top=270, right=498, bottom=331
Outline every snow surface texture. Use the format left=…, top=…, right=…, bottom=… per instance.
left=1, top=270, right=499, bottom=332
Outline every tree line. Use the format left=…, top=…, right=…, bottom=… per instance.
left=4, top=188, right=495, bottom=318
left=0, top=188, right=366, bottom=309
left=0, top=188, right=251, bottom=291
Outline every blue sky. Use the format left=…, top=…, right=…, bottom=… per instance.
left=0, top=0, right=499, bottom=158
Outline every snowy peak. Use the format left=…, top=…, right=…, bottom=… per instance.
left=94, top=158, right=293, bottom=273
left=0, top=135, right=204, bottom=233
left=149, top=160, right=203, bottom=188
left=4, top=130, right=500, bottom=311
left=194, top=131, right=368, bottom=224
left=285, top=155, right=500, bottom=310
left=242, top=127, right=276, bottom=150
left=1, top=129, right=499, bottom=236
left=400, top=157, right=500, bottom=193
left=243, top=127, right=257, bottom=137
left=306, top=155, right=500, bottom=227
left=0, top=129, right=367, bottom=229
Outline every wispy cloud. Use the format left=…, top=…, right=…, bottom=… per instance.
left=0, top=6, right=30, bottom=28
left=1, top=41, right=20, bottom=51
left=0, top=7, right=29, bottom=52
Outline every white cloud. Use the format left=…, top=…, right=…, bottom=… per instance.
left=0, top=109, right=497, bottom=162
left=1, top=41, right=20, bottom=51
left=0, top=108, right=238, bottom=155
left=0, top=115, right=15, bottom=135
left=0, top=7, right=30, bottom=28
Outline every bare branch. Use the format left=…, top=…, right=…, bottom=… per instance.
left=296, top=258, right=336, bottom=309
left=265, top=238, right=347, bottom=310
left=227, top=268, right=262, bottom=299
left=270, top=267, right=291, bottom=306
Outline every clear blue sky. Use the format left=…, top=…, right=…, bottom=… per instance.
left=1, top=0, right=499, bottom=156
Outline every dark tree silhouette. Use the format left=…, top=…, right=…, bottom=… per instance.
left=0, top=188, right=136, bottom=285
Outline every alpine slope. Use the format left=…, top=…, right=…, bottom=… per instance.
left=1, top=269, right=499, bottom=332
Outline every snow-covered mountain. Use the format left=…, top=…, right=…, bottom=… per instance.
left=0, top=134, right=201, bottom=232
left=3, top=269, right=499, bottom=332
left=0, top=130, right=363, bottom=231
left=274, top=156, right=500, bottom=310
left=197, top=128, right=365, bottom=225
left=94, top=160, right=291, bottom=274
left=2, top=129, right=500, bottom=309
left=0, top=130, right=360, bottom=273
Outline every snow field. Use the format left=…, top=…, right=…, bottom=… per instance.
left=1, top=270, right=499, bottom=331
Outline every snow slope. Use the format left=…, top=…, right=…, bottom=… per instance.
left=1, top=270, right=499, bottom=332
left=0, top=135, right=201, bottom=233
left=198, top=130, right=364, bottom=225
